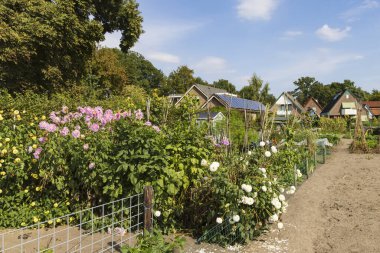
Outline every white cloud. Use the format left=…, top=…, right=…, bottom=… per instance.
left=263, top=48, right=364, bottom=92
left=237, top=0, right=279, bottom=21
left=147, top=52, right=180, bottom=64
left=281, top=30, right=303, bottom=40
left=341, top=0, right=380, bottom=21
left=195, top=57, right=228, bottom=73
left=316, top=24, right=351, bottom=42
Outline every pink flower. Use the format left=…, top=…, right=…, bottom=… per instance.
left=83, top=144, right=89, bottom=150
left=60, top=127, right=69, bottom=136
left=115, top=112, right=121, bottom=120
left=152, top=126, right=160, bottom=132
left=62, top=106, right=69, bottom=114
left=89, top=162, right=95, bottom=169
left=220, top=137, right=230, bottom=146
left=39, top=121, right=49, bottom=130
left=145, top=121, right=152, bottom=126
left=33, top=147, right=42, bottom=159
left=134, top=109, right=144, bottom=120
left=38, top=137, right=47, bottom=143
left=46, top=123, right=57, bottom=132
left=72, top=130, right=80, bottom=138
left=89, top=123, right=100, bottom=132
left=75, top=125, right=81, bottom=130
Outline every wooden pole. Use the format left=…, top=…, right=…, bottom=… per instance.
left=144, top=186, right=154, bottom=233
left=294, top=164, right=297, bottom=187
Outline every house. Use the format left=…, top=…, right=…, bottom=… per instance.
left=196, top=112, right=225, bottom=127
left=271, top=92, right=306, bottom=121
left=175, top=84, right=230, bottom=108
left=362, top=101, right=380, bottom=118
left=320, top=90, right=360, bottom=118
left=168, top=94, right=183, bottom=104
left=201, top=94, right=265, bottom=114
left=303, top=97, right=323, bottom=117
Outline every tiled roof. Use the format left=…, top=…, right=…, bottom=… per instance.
left=362, top=101, right=380, bottom=108
left=195, top=84, right=227, bottom=98
left=216, top=94, right=265, bottom=111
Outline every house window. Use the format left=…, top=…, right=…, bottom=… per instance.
left=346, top=94, right=349, bottom=99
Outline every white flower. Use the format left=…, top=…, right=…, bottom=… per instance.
left=279, top=187, right=284, bottom=193
left=154, top=211, right=161, bottom=217
left=261, top=186, right=267, bottom=192
left=290, top=186, right=296, bottom=191
left=216, top=217, right=223, bottom=224
left=232, top=215, right=240, bottom=222
left=271, top=146, right=278, bottom=153
left=269, top=213, right=278, bottom=223
left=264, top=151, right=271, bottom=157
left=209, top=162, right=220, bottom=172
left=259, top=141, right=265, bottom=147
left=253, top=192, right=258, bottom=198
left=247, top=151, right=252, bottom=155
left=242, top=184, right=252, bottom=193
left=246, top=197, right=254, bottom=205
left=286, top=186, right=296, bottom=195
left=277, top=222, right=284, bottom=229
left=297, top=169, right=302, bottom=178
left=245, top=161, right=249, bottom=166
left=259, top=167, right=266, bottom=173
left=271, top=198, right=282, bottom=209
left=279, top=194, right=286, bottom=201
left=201, top=159, right=208, bottom=167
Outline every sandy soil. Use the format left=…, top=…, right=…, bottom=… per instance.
left=244, top=138, right=380, bottom=253
left=185, top=139, right=380, bottom=253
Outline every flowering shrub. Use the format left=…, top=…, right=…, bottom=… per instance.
left=0, top=105, right=211, bottom=228
left=194, top=140, right=306, bottom=244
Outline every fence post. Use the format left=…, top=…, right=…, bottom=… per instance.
left=306, top=158, right=309, bottom=178
left=323, top=146, right=326, bottom=164
left=144, top=186, right=154, bottom=233
left=314, top=151, right=317, bottom=168
left=294, top=164, right=297, bottom=187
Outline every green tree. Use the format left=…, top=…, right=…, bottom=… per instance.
left=118, top=51, right=166, bottom=93
left=292, top=77, right=324, bottom=105
left=212, top=79, right=237, bottom=93
left=0, top=0, right=143, bottom=92
left=163, top=66, right=196, bottom=95
left=89, top=48, right=128, bottom=93
left=239, top=74, right=275, bottom=105
left=368, top=89, right=380, bottom=100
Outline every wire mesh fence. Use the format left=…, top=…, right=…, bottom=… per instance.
left=0, top=191, right=150, bottom=253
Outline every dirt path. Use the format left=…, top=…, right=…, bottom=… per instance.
left=244, top=138, right=380, bottom=253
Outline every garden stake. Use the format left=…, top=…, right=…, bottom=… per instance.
left=144, top=186, right=154, bottom=233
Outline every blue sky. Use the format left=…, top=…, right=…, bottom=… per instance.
left=101, top=0, right=380, bottom=96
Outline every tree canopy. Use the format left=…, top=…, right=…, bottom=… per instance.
left=238, top=74, right=275, bottom=105
left=0, top=0, right=143, bottom=92
left=213, top=79, right=237, bottom=94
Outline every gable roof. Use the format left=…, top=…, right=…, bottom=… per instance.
left=175, top=84, right=228, bottom=105
left=272, top=92, right=306, bottom=113
left=202, top=94, right=265, bottom=111
left=321, top=90, right=358, bottom=115
left=304, top=97, right=323, bottom=110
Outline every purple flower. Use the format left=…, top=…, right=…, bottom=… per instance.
left=134, top=109, right=144, bottom=120
left=46, top=123, right=57, bottom=133
left=72, top=130, right=80, bottom=138
left=89, top=123, right=100, bottom=132
left=38, top=137, right=47, bottom=143
left=39, top=121, right=49, bottom=130
left=88, top=162, right=95, bottom=169
left=115, top=112, right=121, bottom=121
left=75, top=125, right=81, bottom=130
left=145, top=121, right=152, bottom=126
left=152, top=125, right=160, bottom=132
left=83, top=144, right=89, bottom=150
left=220, top=137, right=230, bottom=146
left=33, top=147, right=42, bottom=159
left=60, top=127, right=69, bottom=136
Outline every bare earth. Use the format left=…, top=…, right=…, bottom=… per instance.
left=244, top=138, right=380, bottom=253
left=186, top=139, right=380, bottom=253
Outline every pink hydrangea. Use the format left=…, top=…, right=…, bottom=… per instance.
left=46, top=123, right=57, bottom=133
left=145, top=121, right=152, bottom=126
left=38, top=137, right=47, bottom=143
left=152, top=126, right=160, bottom=132
left=39, top=121, right=49, bottom=130
left=33, top=147, right=42, bottom=159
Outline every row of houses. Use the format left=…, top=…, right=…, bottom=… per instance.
left=171, top=84, right=380, bottom=124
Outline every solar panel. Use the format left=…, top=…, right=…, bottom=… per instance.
left=217, top=94, right=265, bottom=111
